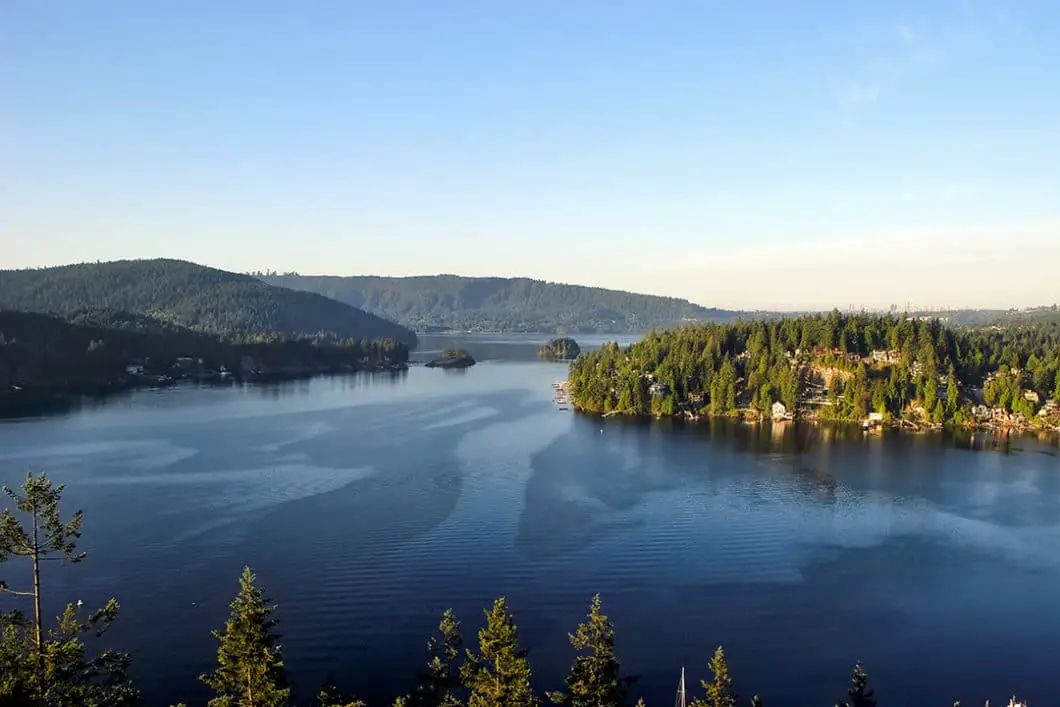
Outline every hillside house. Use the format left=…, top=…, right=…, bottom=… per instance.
left=871, top=349, right=899, bottom=364
left=649, top=382, right=670, bottom=397
left=972, top=404, right=991, bottom=419
left=1023, top=390, right=1041, bottom=404
left=868, top=412, right=884, bottom=423
left=771, top=401, right=790, bottom=420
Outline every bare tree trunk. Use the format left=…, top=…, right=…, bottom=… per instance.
left=247, top=664, right=254, bottom=706
left=32, top=505, right=44, bottom=698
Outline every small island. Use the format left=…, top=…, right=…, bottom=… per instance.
left=539, top=337, right=581, bottom=361
left=425, top=348, right=476, bottom=369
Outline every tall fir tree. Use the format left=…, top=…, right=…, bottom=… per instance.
left=0, top=472, right=136, bottom=705
left=836, top=663, right=876, bottom=707
left=414, top=609, right=464, bottom=707
left=201, top=567, right=291, bottom=707
left=461, top=598, right=534, bottom=707
left=0, top=472, right=85, bottom=689
left=548, top=595, right=630, bottom=707
left=690, top=646, right=735, bottom=707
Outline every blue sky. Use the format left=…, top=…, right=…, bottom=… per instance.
left=3, top=1, right=1058, bottom=309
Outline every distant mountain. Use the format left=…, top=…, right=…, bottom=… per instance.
left=257, top=273, right=741, bottom=333
left=0, top=260, right=417, bottom=346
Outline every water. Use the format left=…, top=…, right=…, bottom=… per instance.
left=1, top=334, right=1058, bottom=706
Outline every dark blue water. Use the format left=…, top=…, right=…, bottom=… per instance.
left=1, top=335, right=1058, bottom=706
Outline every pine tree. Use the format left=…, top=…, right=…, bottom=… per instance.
left=201, top=567, right=290, bottom=707
left=946, top=368, right=960, bottom=410
left=461, top=598, right=534, bottom=707
left=548, top=595, right=630, bottom=707
left=317, top=676, right=366, bottom=707
left=0, top=472, right=85, bottom=691
left=699, top=646, right=735, bottom=707
left=0, top=472, right=136, bottom=705
left=414, top=609, right=464, bottom=707
left=836, top=663, right=876, bottom=707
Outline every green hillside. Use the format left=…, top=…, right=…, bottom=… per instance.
left=0, top=260, right=417, bottom=346
left=258, top=273, right=740, bottom=333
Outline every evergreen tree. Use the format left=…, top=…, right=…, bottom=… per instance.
left=316, top=676, right=366, bottom=707
left=691, top=647, right=735, bottom=707
left=414, top=609, right=464, bottom=707
left=201, top=567, right=290, bottom=707
left=0, top=472, right=85, bottom=690
left=548, top=595, right=630, bottom=707
left=836, top=663, right=876, bottom=707
left=946, top=369, right=960, bottom=412
left=461, top=598, right=534, bottom=707
left=0, top=472, right=135, bottom=705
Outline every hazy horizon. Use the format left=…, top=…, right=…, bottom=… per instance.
left=5, top=2, right=1059, bottom=310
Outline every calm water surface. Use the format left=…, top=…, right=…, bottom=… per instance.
left=1, top=335, right=1059, bottom=706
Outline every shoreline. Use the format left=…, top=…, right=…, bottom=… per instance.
left=572, top=405, right=1060, bottom=439
left=0, top=364, right=409, bottom=413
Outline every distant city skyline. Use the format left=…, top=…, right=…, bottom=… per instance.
left=4, top=1, right=1059, bottom=310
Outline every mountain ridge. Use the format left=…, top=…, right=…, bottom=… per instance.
left=0, top=259, right=417, bottom=346
left=257, top=272, right=742, bottom=333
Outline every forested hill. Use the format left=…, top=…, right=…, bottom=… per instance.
left=0, top=260, right=417, bottom=345
left=257, top=273, right=739, bottom=333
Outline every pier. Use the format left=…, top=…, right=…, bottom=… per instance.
left=552, top=380, right=571, bottom=409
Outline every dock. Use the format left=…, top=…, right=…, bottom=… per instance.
left=552, top=380, right=571, bottom=409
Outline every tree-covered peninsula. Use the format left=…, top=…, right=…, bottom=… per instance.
left=539, top=337, right=581, bottom=360
left=568, top=312, right=1060, bottom=431
left=0, top=310, right=409, bottom=407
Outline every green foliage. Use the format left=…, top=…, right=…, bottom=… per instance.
left=426, top=349, right=476, bottom=369
left=461, top=598, right=535, bottom=707
left=0, top=473, right=136, bottom=706
left=548, top=595, right=630, bottom=707
left=0, top=310, right=408, bottom=401
left=539, top=338, right=582, bottom=361
left=259, top=273, right=741, bottom=334
left=568, top=313, right=1060, bottom=427
left=201, top=567, right=290, bottom=707
left=414, top=609, right=464, bottom=707
left=316, top=676, right=366, bottom=707
left=0, top=259, right=417, bottom=345
left=690, top=647, right=735, bottom=707
left=836, top=663, right=876, bottom=707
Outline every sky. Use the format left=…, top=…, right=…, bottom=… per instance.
left=3, top=1, right=1059, bottom=311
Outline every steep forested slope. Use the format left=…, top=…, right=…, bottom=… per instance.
left=258, top=273, right=739, bottom=333
left=0, top=260, right=417, bottom=345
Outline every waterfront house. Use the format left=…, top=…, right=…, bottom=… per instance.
left=124, top=364, right=145, bottom=376
left=868, top=412, right=884, bottom=422
left=972, top=404, right=990, bottom=419
left=771, top=401, right=789, bottom=420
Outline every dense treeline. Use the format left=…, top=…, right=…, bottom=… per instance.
left=569, top=313, right=1060, bottom=427
left=0, top=311, right=409, bottom=402
left=0, top=260, right=417, bottom=346
left=257, top=273, right=741, bottom=334
left=1, top=474, right=1015, bottom=707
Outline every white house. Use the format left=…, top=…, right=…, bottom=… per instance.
left=771, top=401, right=788, bottom=420
left=868, top=412, right=884, bottom=422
